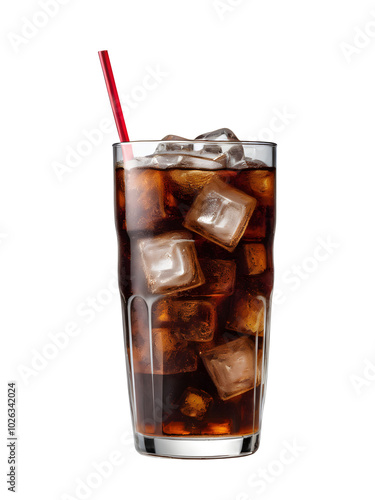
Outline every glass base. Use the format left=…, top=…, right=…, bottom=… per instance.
left=135, top=432, right=260, bottom=459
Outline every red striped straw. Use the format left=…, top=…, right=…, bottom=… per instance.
left=98, top=50, right=129, bottom=142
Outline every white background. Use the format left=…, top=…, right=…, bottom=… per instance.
left=1, top=0, right=375, bottom=498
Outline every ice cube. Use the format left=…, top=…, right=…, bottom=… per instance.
left=201, top=143, right=223, bottom=156
left=172, top=300, right=217, bottom=342
left=248, top=170, right=275, bottom=205
left=188, top=259, right=236, bottom=296
left=245, top=159, right=269, bottom=168
left=179, top=387, right=213, bottom=419
left=226, top=291, right=265, bottom=335
left=168, top=170, right=218, bottom=199
left=193, top=149, right=228, bottom=168
left=162, top=420, right=196, bottom=436
left=195, top=129, right=246, bottom=168
left=173, top=154, right=222, bottom=170
left=125, top=153, right=220, bottom=171
left=125, top=168, right=178, bottom=232
left=162, top=419, right=231, bottom=435
left=152, top=154, right=185, bottom=169
left=124, top=156, right=155, bottom=170
left=235, top=168, right=275, bottom=206
left=133, top=324, right=198, bottom=375
left=139, top=231, right=205, bottom=295
left=226, top=144, right=247, bottom=169
left=153, top=298, right=217, bottom=342
left=210, top=153, right=227, bottom=167
left=201, top=337, right=262, bottom=400
left=153, top=328, right=198, bottom=374
left=126, top=168, right=165, bottom=231
left=183, top=178, right=257, bottom=251
left=242, top=243, right=267, bottom=275
left=152, top=298, right=171, bottom=326
left=156, top=135, right=193, bottom=153
left=201, top=420, right=232, bottom=435
left=128, top=152, right=225, bottom=171
left=152, top=327, right=180, bottom=353
left=195, top=128, right=240, bottom=141
left=153, top=154, right=223, bottom=171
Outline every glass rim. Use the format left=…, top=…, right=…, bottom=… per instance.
left=113, top=140, right=277, bottom=148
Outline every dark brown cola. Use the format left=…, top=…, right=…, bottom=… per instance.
left=115, top=160, right=275, bottom=438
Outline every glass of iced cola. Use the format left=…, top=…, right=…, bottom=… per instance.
left=114, top=129, right=276, bottom=458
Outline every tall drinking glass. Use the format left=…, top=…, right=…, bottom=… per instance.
left=114, top=140, right=276, bottom=458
